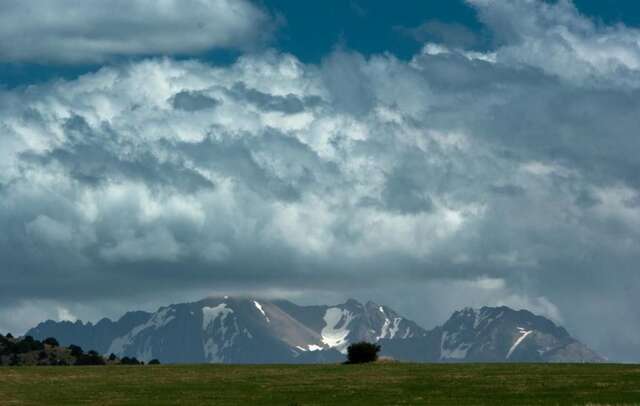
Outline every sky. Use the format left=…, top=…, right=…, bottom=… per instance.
left=1, top=0, right=640, bottom=362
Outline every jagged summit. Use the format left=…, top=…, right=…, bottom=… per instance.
left=26, top=299, right=603, bottom=364
left=381, top=305, right=603, bottom=363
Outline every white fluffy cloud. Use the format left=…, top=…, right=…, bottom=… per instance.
left=469, top=0, right=640, bottom=85
left=0, top=0, right=273, bottom=63
left=2, top=0, right=640, bottom=360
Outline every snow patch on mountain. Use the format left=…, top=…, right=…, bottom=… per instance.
left=107, top=307, right=175, bottom=356
left=440, top=331, right=471, bottom=360
left=136, top=337, right=153, bottom=362
left=377, top=317, right=402, bottom=340
left=321, top=307, right=354, bottom=353
left=296, top=344, right=323, bottom=352
left=202, top=303, right=240, bottom=362
left=253, top=300, right=270, bottom=323
left=202, top=304, right=233, bottom=332
left=507, top=327, right=533, bottom=359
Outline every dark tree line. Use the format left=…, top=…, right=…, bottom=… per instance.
left=0, top=333, right=160, bottom=366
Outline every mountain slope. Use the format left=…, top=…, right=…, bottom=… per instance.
left=380, top=306, right=604, bottom=363
left=274, top=298, right=428, bottom=353
left=26, top=299, right=604, bottom=364
left=27, top=297, right=426, bottom=363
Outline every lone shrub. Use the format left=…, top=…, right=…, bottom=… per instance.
left=148, top=359, right=161, bottom=365
left=346, top=341, right=381, bottom=364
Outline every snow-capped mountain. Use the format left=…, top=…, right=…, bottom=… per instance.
left=26, top=297, right=426, bottom=363
left=26, top=299, right=603, bottom=364
left=274, top=298, right=427, bottom=353
left=380, top=306, right=604, bottom=363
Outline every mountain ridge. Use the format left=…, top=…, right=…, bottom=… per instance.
left=26, top=297, right=604, bottom=364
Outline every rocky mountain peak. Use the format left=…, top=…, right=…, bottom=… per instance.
left=26, top=300, right=603, bottom=364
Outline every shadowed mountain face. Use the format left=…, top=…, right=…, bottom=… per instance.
left=26, top=299, right=603, bottom=364
left=380, top=307, right=604, bottom=363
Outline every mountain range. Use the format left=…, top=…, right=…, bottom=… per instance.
left=26, top=297, right=604, bottom=364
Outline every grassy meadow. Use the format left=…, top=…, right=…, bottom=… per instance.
left=0, top=363, right=639, bottom=405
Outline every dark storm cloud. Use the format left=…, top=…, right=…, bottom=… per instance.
left=228, top=82, right=322, bottom=114
left=321, top=51, right=375, bottom=116
left=573, top=188, right=600, bottom=208
left=21, top=115, right=214, bottom=193
left=171, top=125, right=341, bottom=203
left=489, top=184, right=525, bottom=197
left=170, top=91, right=220, bottom=112
left=2, top=0, right=640, bottom=361
left=381, top=167, right=435, bottom=214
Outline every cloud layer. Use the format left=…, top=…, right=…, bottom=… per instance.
left=0, top=0, right=273, bottom=63
left=1, top=0, right=640, bottom=360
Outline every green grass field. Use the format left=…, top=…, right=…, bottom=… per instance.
left=1, top=363, right=639, bottom=405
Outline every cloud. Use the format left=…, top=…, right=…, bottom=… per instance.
left=395, top=20, right=479, bottom=48
left=170, top=91, right=220, bottom=112
left=56, top=307, right=77, bottom=323
left=1, top=0, right=640, bottom=360
left=468, top=0, right=640, bottom=84
left=0, top=0, right=274, bottom=64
